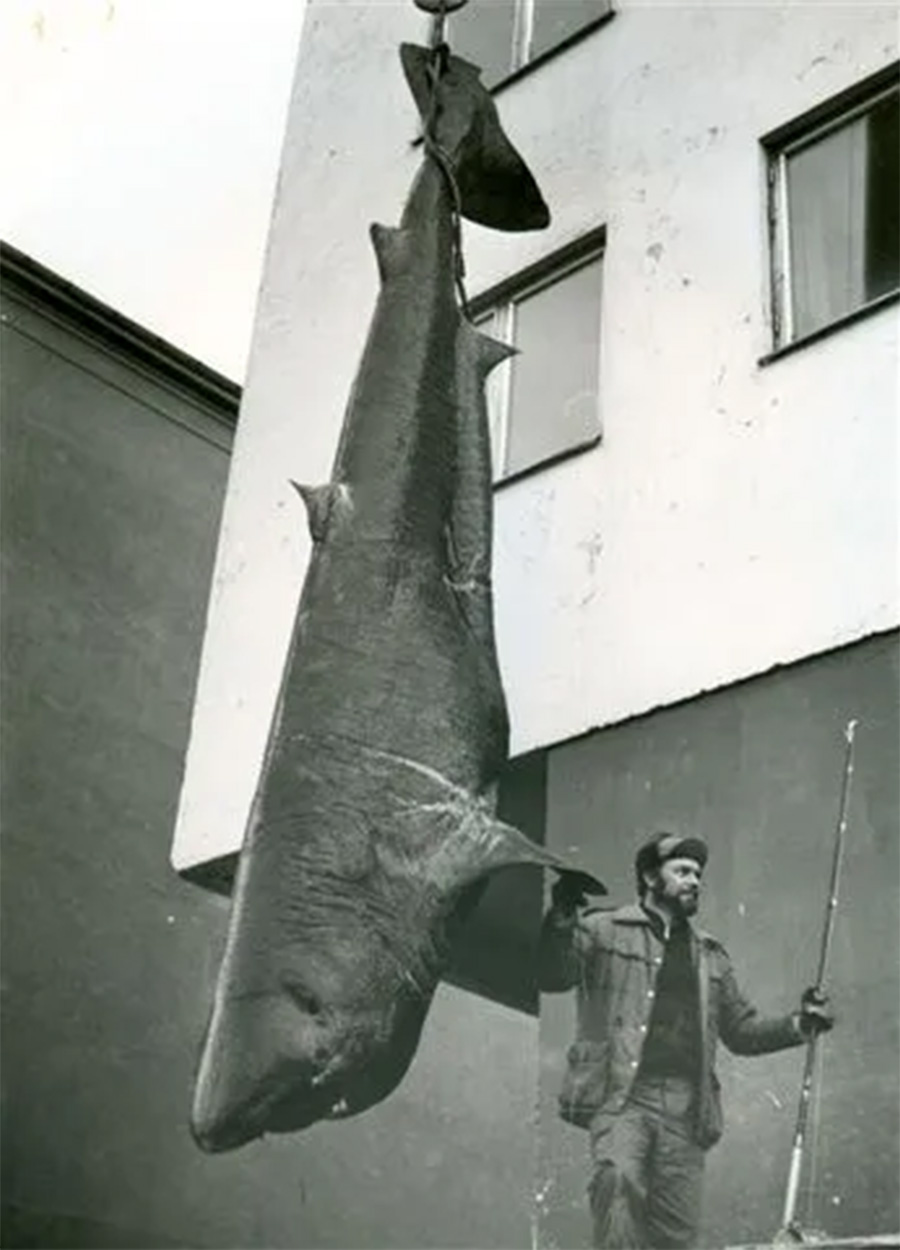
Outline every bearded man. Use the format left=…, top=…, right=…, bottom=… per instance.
left=537, top=832, right=834, bottom=1250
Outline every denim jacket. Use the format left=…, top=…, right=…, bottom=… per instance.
left=537, top=901, right=805, bottom=1148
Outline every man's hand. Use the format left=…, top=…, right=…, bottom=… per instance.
left=551, top=872, right=589, bottom=912
left=799, top=986, right=835, bottom=1036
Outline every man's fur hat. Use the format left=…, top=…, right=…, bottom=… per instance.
left=635, top=832, right=708, bottom=894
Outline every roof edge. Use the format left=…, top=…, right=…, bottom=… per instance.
left=1, top=241, right=242, bottom=422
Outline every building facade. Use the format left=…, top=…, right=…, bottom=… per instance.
left=169, top=2, right=898, bottom=1247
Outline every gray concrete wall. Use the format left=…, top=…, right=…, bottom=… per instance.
left=1, top=261, right=538, bottom=1249
left=538, top=633, right=900, bottom=1248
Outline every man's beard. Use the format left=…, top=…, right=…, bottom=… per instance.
left=653, top=882, right=699, bottom=918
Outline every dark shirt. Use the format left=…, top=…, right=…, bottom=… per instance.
left=638, top=910, right=701, bottom=1083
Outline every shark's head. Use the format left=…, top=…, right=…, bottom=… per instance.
left=190, top=751, right=604, bottom=1153
left=400, top=42, right=550, bottom=232
left=189, top=816, right=443, bottom=1152
left=190, top=907, right=435, bottom=1151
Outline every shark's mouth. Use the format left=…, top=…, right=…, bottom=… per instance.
left=264, top=1079, right=355, bottom=1132
left=264, top=1064, right=386, bottom=1135
left=194, top=1070, right=354, bottom=1151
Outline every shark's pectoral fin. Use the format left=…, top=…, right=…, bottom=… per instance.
left=291, top=482, right=352, bottom=543
left=555, top=868, right=610, bottom=896
left=480, top=818, right=606, bottom=893
left=435, top=808, right=606, bottom=897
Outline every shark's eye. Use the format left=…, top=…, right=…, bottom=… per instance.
left=287, top=983, right=322, bottom=1017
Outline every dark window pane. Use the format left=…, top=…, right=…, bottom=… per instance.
left=530, top=0, right=611, bottom=60
left=786, top=116, right=869, bottom=338
left=505, top=258, right=602, bottom=477
left=865, top=91, right=900, bottom=301
left=449, top=0, right=517, bottom=89
left=785, top=87, right=900, bottom=340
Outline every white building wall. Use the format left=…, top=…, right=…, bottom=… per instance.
left=173, top=0, right=897, bottom=869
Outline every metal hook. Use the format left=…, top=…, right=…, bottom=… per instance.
left=412, top=0, right=469, bottom=52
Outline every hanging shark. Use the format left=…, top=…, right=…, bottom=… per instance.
left=190, top=42, right=604, bottom=1153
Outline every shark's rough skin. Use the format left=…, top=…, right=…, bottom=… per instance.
left=191, top=43, right=604, bottom=1153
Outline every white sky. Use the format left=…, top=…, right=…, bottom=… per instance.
left=0, top=0, right=308, bottom=381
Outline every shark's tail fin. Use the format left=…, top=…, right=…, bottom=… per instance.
left=400, top=42, right=550, bottom=233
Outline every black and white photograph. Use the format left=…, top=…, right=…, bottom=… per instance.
left=2, top=1, right=898, bottom=1247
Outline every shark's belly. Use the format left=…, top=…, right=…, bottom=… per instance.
left=274, top=545, right=507, bottom=797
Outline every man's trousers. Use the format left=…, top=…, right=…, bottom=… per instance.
left=588, top=1075, right=705, bottom=1249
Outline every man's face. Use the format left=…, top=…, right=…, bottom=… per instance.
left=650, top=856, right=703, bottom=917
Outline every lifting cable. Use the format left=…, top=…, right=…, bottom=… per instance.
left=419, top=0, right=472, bottom=318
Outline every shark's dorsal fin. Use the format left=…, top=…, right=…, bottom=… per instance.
left=473, top=331, right=516, bottom=380
left=291, top=482, right=351, bottom=543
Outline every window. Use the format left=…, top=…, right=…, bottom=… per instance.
left=472, top=237, right=603, bottom=481
left=449, top=0, right=612, bottom=89
left=766, top=68, right=899, bottom=348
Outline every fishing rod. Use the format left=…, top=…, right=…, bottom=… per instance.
left=775, top=718, right=858, bottom=1244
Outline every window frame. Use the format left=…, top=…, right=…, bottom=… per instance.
left=469, top=227, right=606, bottom=485
left=449, top=0, right=615, bottom=92
left=763, top=62, right=900, bottom=356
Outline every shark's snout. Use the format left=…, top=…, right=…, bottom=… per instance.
left=190, top=990, right=334, bottom=1153
left=190, top=942, right=435, bottom=1149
